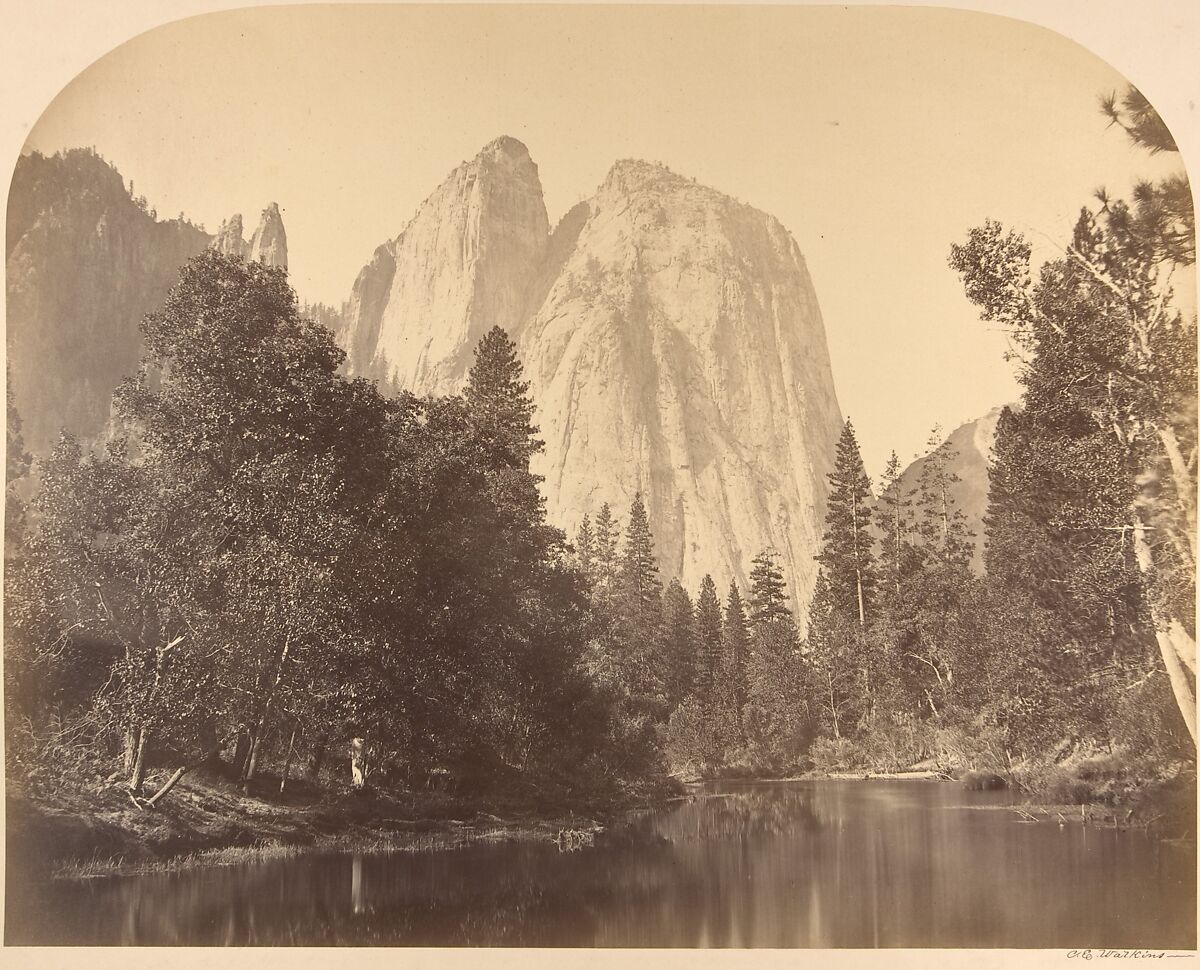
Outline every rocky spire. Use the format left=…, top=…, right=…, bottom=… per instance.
left=210, top=204, right=287, bottom=269
left=212, top=213, right=248, bottom=258
left=248, top=202, right=288, bottom=269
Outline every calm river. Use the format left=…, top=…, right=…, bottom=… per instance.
left=8, top=779, right=1195, bottom=947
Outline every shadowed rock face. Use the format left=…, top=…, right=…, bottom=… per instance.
left=7, top=150, right=212, bottom=455
left=337, top=141, right=846, bottom=617
left=6, top=149, right=286, bottom=455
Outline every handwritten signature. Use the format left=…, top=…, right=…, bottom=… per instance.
left=1068, top=951, right=1195, bottom=960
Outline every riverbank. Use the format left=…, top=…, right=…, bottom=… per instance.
left=676, top=753, right=1196, bottom=842
left=6, top=765, right=659, bottom=881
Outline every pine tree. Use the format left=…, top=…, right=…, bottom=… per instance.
left=575, top=515, right=595, bottom=579
left=817, top=420, right=876, bottom=627
left=1098, top=84, right=1193, bottom=264
left=695, top=574, right=723, bottom=699
left=618, top=493, right=662, bottom=620
left=615, top=493, right=664, bottom=702
left=748, top=549, right=791, bottom=629
left=463, top=325, right=556, bottom=583
left=912, top=426, right=974, bottom=568
left=874, top=450, right=914, bottom=601
left=464, top=326, right=543, bottom=469
left=951, top=197, right=1197, bottom=741
left=746, top=552, right=808, bottom=763
left=719, top=582, right=750, bottom=737
left=592, top=502, right=621, bottom=602
left=661, top=579, right=697, bottom=709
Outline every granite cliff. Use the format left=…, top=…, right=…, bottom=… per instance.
left=336, top=139, right=845, bottom=615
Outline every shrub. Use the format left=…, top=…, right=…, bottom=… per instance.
left=855, top=712, right=932, bottom=771
left=960, top=770, right=1006, bottom=791
left=663, top=698, right=730, bottom=777
left=808, top=736, right=861, bottom=773
left=1035, top=768, right=1095, bottom=805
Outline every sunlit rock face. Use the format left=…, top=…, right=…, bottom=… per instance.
left=342, top=136, right=550, bottom=395
left=247, top=203, right=288, bottom=269
left=518, top=159, right=844, bottom=617
left=338, top=141, right=845, bottom=616
left=6, top=149, right=287, bottom=455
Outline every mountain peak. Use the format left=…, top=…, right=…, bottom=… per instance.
left=211, top=204, right=287, bottom=269
left=249, top=202, right=287, bottom=269
left=337, top=142, right=843, bottom=618
left=602, top=158, right=689, bottom=194
left=478, top=135, right=533, bottom=162
left=341, top=136, right=549, bottom=395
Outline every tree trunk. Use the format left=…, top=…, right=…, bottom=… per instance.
left=1132, top=523, right=1197, bottom=744
left=307, top=741, right=327, bottom=782
left=893, top=510, right=902, bottom=596
left=231, top=730, right=252, bottom=777
left=198, top=719, right=221, bottom=766
left=242, top=638, right=291, bottom=789
left=139, top=735, right=229, bottom=810
left=350, top=737, right=368, bottom=789
left=145, top=765, right=189, bottom=808
left=123, top=724, right=139, bottom=774
left=242, top=733, right=264, bottom=791
left=940, top=479, right=950, bottom=550
left=1156, top=423, right=1197, bottom=547
left=851, top=495, right=866, bottom=627
left=279, top=729, right=297, bottom=794
left=828, top=672, right=840, bottom=740
left=128, top=728, right=148, bottom=793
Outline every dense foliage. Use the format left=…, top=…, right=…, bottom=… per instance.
left=4, top=252, right=663, bottom=807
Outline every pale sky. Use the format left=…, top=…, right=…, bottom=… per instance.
left=21, top=4, right=1194, bottom=479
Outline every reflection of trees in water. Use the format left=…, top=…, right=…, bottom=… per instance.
left=697, top=790, right=821, bottom=842
left=14, top=783, right=1196, bottom=947
left=28, top=840, right=698, bottom=945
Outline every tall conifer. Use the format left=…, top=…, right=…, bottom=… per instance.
left=817, top=420, right=876, bottom=627
left=720, top=582, right=750, bottom=736
left=695, top=575, right=723, bottom=698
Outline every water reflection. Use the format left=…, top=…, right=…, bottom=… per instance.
left=7, top=780, right=1195, bottom=947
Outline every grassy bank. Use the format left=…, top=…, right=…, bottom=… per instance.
left=6, top=762, right=661, bottom=881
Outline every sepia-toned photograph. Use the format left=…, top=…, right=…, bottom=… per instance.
left=2, top=1, right=1196, bottom=953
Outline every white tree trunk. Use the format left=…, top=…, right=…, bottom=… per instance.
left=350, top=737, right=368, bottom=789
left=1132, top=524, right=1197, bottom=745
